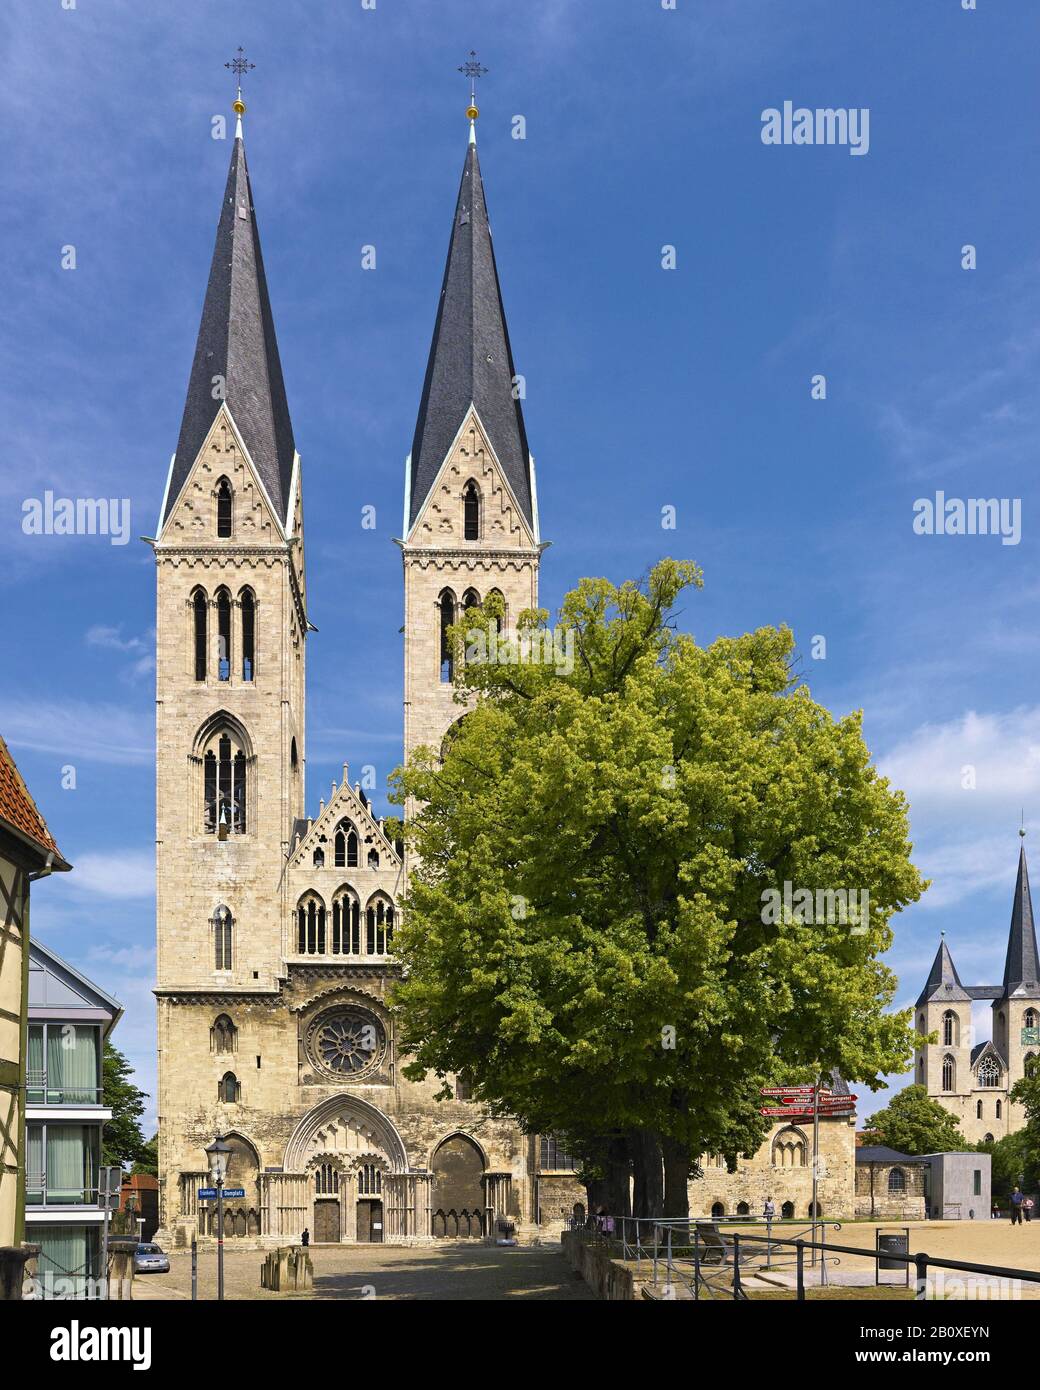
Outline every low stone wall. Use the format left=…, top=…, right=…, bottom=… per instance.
left=560, top=1230, right=636, bottom=1300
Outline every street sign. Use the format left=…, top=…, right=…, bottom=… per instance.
left=222, top=1188, right=245, bottom=1198
left=197, top=1187, right=245, bottom=1199
left=198, top=1188, right=217, bottom=1199
left=760, top=1085, right=815, bottom=1097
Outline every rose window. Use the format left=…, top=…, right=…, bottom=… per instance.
left=308, top=1008, right=386, bottom=1079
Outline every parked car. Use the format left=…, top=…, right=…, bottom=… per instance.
left=132, top=1243, right=170, bottom=1274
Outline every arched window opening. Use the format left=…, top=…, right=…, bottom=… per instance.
left=313, top=848, right=325, bottom=868
left=357, top=1164, right=383, bottom=1196
left=296, top=896, right=326, bottom=956
left=241, top=589, right=255, bottom=681
left=888, top=1167, right=906, bottom=1193
left=711, top=1202, right=725, bottom=1220
left=983, top=1132, right=995, bottom=1143
left=781, top=1201, right=795, bottom=1219
left=463, top=481, right=480, bottom=541
left=488, top=588, right=505, bottom=635
left=216, top=588, right=231, bottom=681
left=942, top=1010, right=957, bottom=1046
left=978, top=1055, right=1001, bottom=1088
left=331, top=891, right=361, bottom=956
left=212, top=906, right=233, bottom=971
left=977, top=1100, right=983, bottom=1120
left=367, top=848, right=379, bottom=869
left=211, top=1014, right=237, bottom=1054
left=334, top=822, right=359, bottom=868
left=1025, top=1009, right=1039, bottom=1032
left=216, top=477, right=233, bottom=538
left=736, top=1201, right=750, bottom=1216
left=942, top=1055, right=955, bottom=1092
left=366, top=899, right=394, bottom=955
left=315, top=1163, right=339, bottom=1196
left=218, top=1071, right=240, bottom=1104
left=996, top=1099, right=1002, bottom=1120
left=771, top=1128, right=807, bottom=1169
left=202, top=724, right=249, bottom=836
left=455, top=1073, right=473, bottom=1102
left=439, top=591, right=455, bottom=683
left=192, top=589, right=208, bottom=682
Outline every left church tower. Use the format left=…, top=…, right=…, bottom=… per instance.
left=151, top=101, right=307, bottom=1217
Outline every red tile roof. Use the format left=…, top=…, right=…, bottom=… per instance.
left=0, top=735, right=69, bottom=869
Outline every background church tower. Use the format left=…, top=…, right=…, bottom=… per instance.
left=152, top=88, right=306, bottom=1076
left=915, top=834, right=1040, bottom=1144
left=401, top=105, right=543, bottom=766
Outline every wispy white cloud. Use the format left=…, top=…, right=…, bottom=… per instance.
left=0, top=699, right=153, bottom=765
left=66, top=851, right=154, bottom=900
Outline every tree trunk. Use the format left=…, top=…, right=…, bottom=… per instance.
left=662, top=1134, right=691, bottom=1220
left=629, top=1129, right=664, bottom=1219
left=604, top=1137, right=631, bottom=1219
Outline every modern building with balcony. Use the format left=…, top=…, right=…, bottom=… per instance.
left=24, top=939, right=122, bottom=1297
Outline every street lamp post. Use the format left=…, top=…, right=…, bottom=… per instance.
left=205, top=1135, right=232, bottom=1301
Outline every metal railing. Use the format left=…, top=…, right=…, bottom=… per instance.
left=574, top=1218, right=1040, bottom=1301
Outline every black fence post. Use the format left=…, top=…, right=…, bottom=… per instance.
left=796, top=1239, right=805, bottom=1301
left=915, top=1251, right=929, bottom=1301
left=694, top=1225, right=701, bottom=1301
left=732, top=1234, right=741, bottom=1300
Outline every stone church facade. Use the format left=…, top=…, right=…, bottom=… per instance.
left=151, top=107, right=577, bottom=1249
left=915, top=836, right=1040, bottom=1146
left=152, top=104, right=858, bottom=1250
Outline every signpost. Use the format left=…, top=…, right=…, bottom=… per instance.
left=759, top=1083, right=858, bottom=1244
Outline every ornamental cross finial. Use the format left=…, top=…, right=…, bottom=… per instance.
left=458, top=49, right=488, bottom=118
left=225, top=46, right=255, bottom=110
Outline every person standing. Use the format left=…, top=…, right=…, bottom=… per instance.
left=1010, top=1188, right=1024, bottom=1225
left=1024, top=1197, right=1034, bottom=1224
left=301, top=1227, right=310, bottom=1247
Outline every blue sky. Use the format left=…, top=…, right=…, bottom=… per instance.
left=3, top=0, right=1039, bottom=1131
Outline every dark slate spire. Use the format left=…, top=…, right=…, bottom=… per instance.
left=1002, top=840, right=1040, bottom=998
left=916, top=936, right=970, bottom=1008
left=164, top=126, right=296, bottom=527
left=407, top=133, right=533, bottom=533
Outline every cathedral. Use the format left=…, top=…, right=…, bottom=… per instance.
left=915, top=835, right=1040, bottom=1146
left=151, top=85, right=865, bottom=1249
left=151, top=92, right=575, bottom=1248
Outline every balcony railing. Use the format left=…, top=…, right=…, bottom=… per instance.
left=26, top=1177, right=100, bottom=1208
left=26, top=1071, right=104, bottom=1106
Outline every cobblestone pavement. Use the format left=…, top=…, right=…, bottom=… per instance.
left=131, top=1241, right=595, bottom=1301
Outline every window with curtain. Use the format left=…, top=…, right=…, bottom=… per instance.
left=46, top=1025, right=100, bottom=1104
left=27, top=1024, right=45, bottom=1103
left=27, top=1124, right=99, bottom=1205
left=35, top=1226, right=100, bottom=1300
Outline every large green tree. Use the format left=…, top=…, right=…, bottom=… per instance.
left=859, top=1084, right=963, bottom=1155
left=1008, top=1070, right=1040, bottom=1191
left=390, top=561, right=925, bottom=1217
left=101, top=1042, right=150, bottom=1169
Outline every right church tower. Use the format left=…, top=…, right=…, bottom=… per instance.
left=916, top=832, right=1040, bottom=1144
left=400, top=116, right=544, bottom=766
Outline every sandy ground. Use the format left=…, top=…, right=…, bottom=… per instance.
left=721, top=1219, right=1040, bottom=1298
left=130, top=1241, right=594, bottom=1302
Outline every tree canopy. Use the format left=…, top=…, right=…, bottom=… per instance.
left=390, top=560, right=926, bottom=1215
left=859, top=1084, right=964, bottom=1155
left=101, top=1041, right=150, bottom=1169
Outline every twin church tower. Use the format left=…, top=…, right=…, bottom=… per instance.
left=150, top=84, right=563, bottom=1246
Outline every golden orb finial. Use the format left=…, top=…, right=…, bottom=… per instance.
left=467, top=103, right=479, bottom=121
left=233, top=96, right=246, bottom=116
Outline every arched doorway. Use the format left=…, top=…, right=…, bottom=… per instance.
left=431, top=1135, right=485, bottom=1238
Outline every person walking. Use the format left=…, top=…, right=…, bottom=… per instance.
left=1024, top=1197, right=1034, bottom=1224
left=763, top=1197, right=776, bottom=1222
left=1010, top=1188, right=1024, bottom=1225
